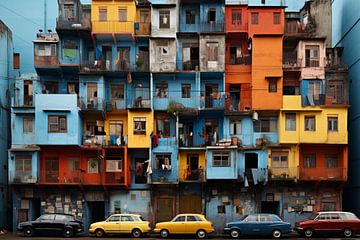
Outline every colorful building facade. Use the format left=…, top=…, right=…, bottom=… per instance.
left=8, top=0, right=348, bottom=233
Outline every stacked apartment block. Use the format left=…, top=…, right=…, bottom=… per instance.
left=8, top=0, right=348, bottom=232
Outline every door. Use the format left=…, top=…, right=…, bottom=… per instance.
left=170, top=215, right=186, bottom=234
left=205, top=119, right=218, bottom=146
left=18, top=209, right=28, bottom=224
left=32, top=214, right=55, bottom=231
left=179, top=122, right=193, bottom=147
left=186, top=154, right=199, bottom=180
left=185, top=215, right=200, bottom=234
left=205, top=84, right=218, bottom=108
left=45, top=157, right=59, bottom=182
left=179, top=195, right=202, bottom=213
left=229, top=85, right=240, bottom=111
left=261, top=201, right=280, bottom=215
left=258, top=215, right=273, bottom=235
left=156, top=197, right=175, bottom=223
left=117, top=47, right=130, bottom=71
left=87, top=83, right=98, bottom=109
left=103, top=215, right=121, bottom=233
left=102, top=46, right=112, bottom=70
left=88, top=201, right=105, bottom=228
left=245, top=153, right=258, bottom=181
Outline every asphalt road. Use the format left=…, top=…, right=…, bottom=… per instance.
left=0, top=233, right=359, bottom=240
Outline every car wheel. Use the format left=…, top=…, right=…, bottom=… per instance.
left=63, top=228, right=74, bottom=238
left=160, top=229, right=169, bottom=238
left=343, top=228, right=353, bottom=237
left=304, top=228, right=314, bottom=238
left=272, top=229, right=282, bottom=239
left=196, top=229, right=207, bottom=239
left=23, top=227, right=34, bottom=237
left=230, top=229, right=240, bottom=238
left=95, top=228, right=105, bottom=238
left=132, top=228, right=142, bottom=238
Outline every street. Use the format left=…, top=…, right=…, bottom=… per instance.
left=0, top=233, right=359, bottom=240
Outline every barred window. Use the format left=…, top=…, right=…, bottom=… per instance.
left=213, top=151, right=230, bottom=167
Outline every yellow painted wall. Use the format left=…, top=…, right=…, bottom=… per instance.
left=127, top=110, right=153, bottom=148
left=268, top=145, right=299, bottom=179
left=104, top=113, right=128, bottom=144
left=178, top=151, right=206, bottom=181
left=279, top=96, right=348, bottom=144
left=251, top=36, right=283, bottom=110
left=92, top=0, right=136, bottom=33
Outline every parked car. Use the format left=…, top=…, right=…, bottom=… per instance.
left=89, top=214, right=151, bottom=238
left=224, top=213, right=291, bottom=239
left=154, top=213, right=214, bottom=239
left=294, top=211, right=360, bottom=237
left=17, top=213, right=84, bottom=238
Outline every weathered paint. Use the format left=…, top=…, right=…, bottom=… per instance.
left=297, top=39, right=326, bottom=80
left=178, top=150, right=206, bottom=181
left=127, top=110, right=153, bottom=148
left=151, top=4, right=178, bottom=38
left=199, top=35, right=225, bottom=72
left=150, top=39, right=177, bottom=72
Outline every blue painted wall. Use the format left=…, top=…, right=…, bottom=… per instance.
left=206, top=149, right=237, bottom=179
left=8, top=152, right=39, bottom=184
left=35, top=94, right=81, bottom=145
left=332, top=0, right=360, bottom=215
left=300, top=79, right=325, bottom=106
left=179, top=3, right=200, bottom=32
left=200, top=1, right=225, bottom=25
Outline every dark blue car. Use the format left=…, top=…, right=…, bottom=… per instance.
left=224, top=214, right=291, bottom=239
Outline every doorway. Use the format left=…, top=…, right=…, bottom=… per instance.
left=179, top=195, right=202, bottom=213
left=88, top=201, right=105, bottom=223
left=229, top=85, right=240, bottom=111
left=261, top=201, right=280, bottom=215
left=156, top=197, right=174, bottom=222
left=102, top=46, right=112, bottom=70
left=205, top=119, right=218, bottom=146
left=186, top=154, right=199, bottom=180
left=179, top=122, right=193, bottom=147
left=205, top=84, right=218, bottom=108
left=245, top=153, right=258, bottom=169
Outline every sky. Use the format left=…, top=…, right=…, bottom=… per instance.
left=0, top=0, right=304, bottom=74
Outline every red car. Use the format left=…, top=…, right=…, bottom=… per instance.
left=295, top=211, right=360, bottom=238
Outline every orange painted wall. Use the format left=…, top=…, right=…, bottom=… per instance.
left=248, top=8, right=284, bottom=37
left=251, top=36, right=283, bottom=110
left=225, top=6, right=248, bottom=33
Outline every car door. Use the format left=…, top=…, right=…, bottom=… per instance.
left=32, top=214, right=55, bottom=232
left=314, top=213, right=329, bottom=232
left=104, top=215, right=121, bottom=233
left=258, top=215, right=272, bottom=235
left=120, top=215, right=134, bottom=233
left=53, top=215, right=67, bottom=232
left=185, top=215, right=199, bottom=234
left=326, top=213, right=342, bottom=232
left=170, top=215, right=186, bottom=234
left=241, top=214, right=259, bottom=235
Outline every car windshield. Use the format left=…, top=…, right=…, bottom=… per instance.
left=37, top=214, right=55, bottom=221
left=139, top=216, right=146, bottom=221
left=309, top=213, right=319, bottom=220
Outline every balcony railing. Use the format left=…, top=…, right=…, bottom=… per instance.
left=184, top=168, right=205, bottom=182
left=106, top=99, right=126, bottom=111
left=179, top=23, right=200, bottom=32
left=44, top=171, right=82, bottom=184
left=269, top=167, right=298, bottom=180
left=200, top=92, right=225, bottom=109
left=12, top=94, right=34, bottom=107
left=304, top=93, right=326, bottom=106
left=200, top=22, right=225, bottom=33
left=83, top=135, right=106, bottom=147
left=128, top=88, right=151, bottom=109
left=34, top=56, right=59, bottom=67
left=79, top=97, right=105, bottom=111
left=92, top=21, right=134, bottom=33
left=80, top=60, right=112, bottom=72
left=299, top=167, right=346, bottom=181
left=227, top=22, right=247, bottom=32
left=283, top=58, right=302, bottom=69
left=11, top=172, right=37, bottom=184
left=81, top=60, right=148, bottom=72
left=228, top=55, right=252, bottom=65
left=104, top=172, right=125, bottom=185
left=176, top=60, right=200, bottom=71
left=135, top=22, right=151, bottom=35
left=105, top=135, right=128, bottom=146
left=56, top=17, right=91, bottom=30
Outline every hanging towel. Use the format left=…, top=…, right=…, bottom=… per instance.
left=251, top=168, right=258, bottom=185
left=244, top=175, right=249, bottom=187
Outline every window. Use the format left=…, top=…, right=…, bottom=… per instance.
left=160, top=46, right=169, bottom=56
left=38, top=215, right=55, bottom=221
left=187, top=216, right=197, bottom=222
left=186, top=10, right=196, bottom=24
left=251, top=12, right=259, bottom=24
left=254, top=119, right=277, bottom=132
left=182, top=84, right=191, bottom=98
left=213, top=151, right=230, bottom=167
left=308, top=81, right=321, bottom=99
left=159, top=10, right=170, bottom=29
left=173, top=216, right=185, bottom=222
left=64, top=3, right=75, bottom=20
left=304, top=154, right=316, bottom=168
left=328, top=82, right=344, bottom=104
left=88, top=158, right=98, bottom=174
left=232, top=10, right=241, bottom=25
left=121, top=216, right=134, bottom=222
left=305, top=45, right=320, bottom=67
left=13, top=53, right=20, bottom=69
left=285, top=113, right=296, bottom=131
left=68, top=157, right=80, bottom=172
left=15, top=155, right=32, bottom=176
left=109, top=121, right=123, bottom=138
left=155, top=83, right=168, bottom=98
left=48, top=115, right=67, bottom=133
left=140, top=10, right=149, bottom=23
left=23, top=117, right=34, bottom=133
left=273, top=12, right=281, bottom=24
left=230, top=120, right=241, bottom=135
left=106, top=158, right=123, bottom=172
left=118, top=8, right=127, bottom=22
left=230, top=45, right=242, bottom=64
left=217, top=205, right=226, bottom=214
left=321, top=202, right=336, bottom=211
left=328, top=116, right=338, bottom=131
left=134, top=117, right=146, bottom=135
left=35, top=44, right=56, bottom=57
left=326, top=154, right=338, bottom=168
left=99, top=7, right=107, bottom=21
left=261, top=0, right=266, bottom=3
left=208, top=8, right=216, bottom=22
left=268, top=78, right=277, bottom=92
left=271, top=151, right=288, bottom=168
left=156, top=119, right=170, bottom=137
left=260, top=215, right=272, bottom=222
left=244, top=215, right=258, bottom=222
left=63, top=40, right=76, bottom=59
left=206, top=43, right=218, bottom=62
left=108, top=216, right=120, bottom=222
left=67, top=82, right=78, bottom=94
left=55, top=215, right=68, bottom=221
left=111, top=84, right=124, bottom=100
left=304, top=116, right=316, bottom=131
left=155, top=154, right=171, bottom=170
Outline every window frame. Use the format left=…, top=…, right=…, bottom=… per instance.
left=251, top=12, right=259, bottom=25
left=325, top=154, right=338, bottom=168
left=271, top=151, right=289, bottom=168
left=212, top=151, right=230, bottom=167
left=181, top=84, right=191, bottom=98
left=118, top=8, right=127, bottom=22
left=273, top=12, right=281, bottom=25
left=285, top=113, right=296, bottom=131
left=133, top=117, right=146, bottom=135
left=303, top=154, right=316, bottom=168
left=99, top=7, right=107, bottom=22
left=230, top=120, right=242, bottom=135
left=23, top=117, right=34, bottom=133
left=231, top=9, right=242, bottom=25
left=254, top=119, right=277, bottom=133
left=304, top=116, right=316, bottom=131
left=185, top=10, right=196, bottom=25
left=328, top=116, right=338, bottom=132
left=48, top=115, right=67, bottom=133
left=155, top=154, right=172, bottom=170
left=159, top=10, right=170, bottom=29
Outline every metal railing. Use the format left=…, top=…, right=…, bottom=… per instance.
left=200, top=92, right=226, bottom=109
left=128, top=88, right=151, bottom=109
left=269, top=167, right=298, bottom=180
left=184, top=168, right=205, bottom=182
left=244, top=168, right=268, bottom=182
left=12, top=94, right=34, bottom=107
left=299, top=167, right=346, bottom=181
left=104, top=172, right=125, bottom=184
left=228, top=55, right=251, bottom=65
left=106, top=99, right=126, bottom=111
left=176, top=60, right=200, bottom=71
left=283, top=58, right=302, bottom=69
left=200, top=21, right=225, bottom=33
left=79, top=97, right=105, bottom=111
left=44, top=171, right=82, bottom=183
left=56, top=17, right=91, bottom=30
left=34, top=56, right=59, bottom=67
left=10, top=172, right=36, bottom=184
left=83, top=135, right=106, bottom=147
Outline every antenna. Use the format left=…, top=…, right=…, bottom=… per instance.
left=44, top=0, right=47, bottom=31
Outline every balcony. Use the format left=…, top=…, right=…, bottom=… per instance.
left=82, top=135, right=106, bottom=148
left=106, top=99, right=126, bottom=111
left=269, top=167, right=298, bottom=180
left=105, top=135, right=128, bottom=147
left=228, top=55, right=251, bottom=65
left=135, top=60, right=150, bottom=72
left=226, top=22, right=248, bottom=32
left=128, top=88, right=151, bottom=109
left=79, top=97, right=105, bottom=111
left=200, top=93, right=225, bottom=109
left=299, top=167, right=346, bottom=181
left=12, top=94, right=34, bottom=108
left=56, top=17, right=91, bottom=31
left=283, top=58, right=302, bottom=70
left=34, top=56, right=59, bottom=68
left=284, top=22, right=307, bottom=37
left=104, top=172, right=126, bottom=185
left=135, top=22, right=151, bottom=36
left=244, top=168, right=268, bottom=183
left=200, top=22, right=225, bottom=33
left=92, top=21, right=134, bottom=34
left=303, top=93, right=326, bottom=106
left=10, top=172, right=37, bottom=184
left=176, top=60, right=200, bottom=71
left=42, top=170, right=82, bottom=184
left=179, top=23, right=200, bottom=33
left=183, top=168, right=205, bottom=182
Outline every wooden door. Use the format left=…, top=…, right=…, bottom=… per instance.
left=179, top=195, right=202, bottom=214
left=156, top=197, right=174, bottom=222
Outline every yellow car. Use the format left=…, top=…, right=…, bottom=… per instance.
left=154, top=213, right=214, bottom=239
left=89, top=214, right=151, bottom=238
